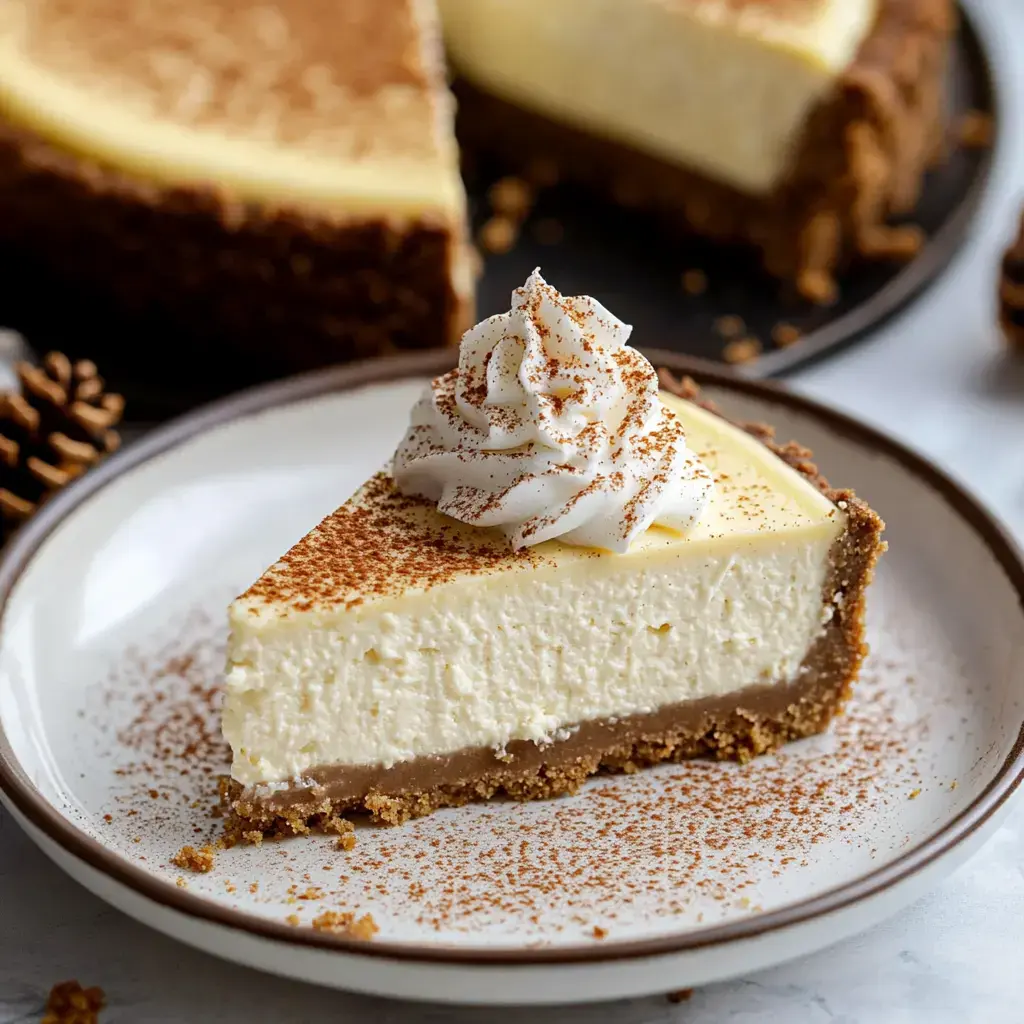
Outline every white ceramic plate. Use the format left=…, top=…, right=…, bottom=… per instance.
left=1, top=352, right=1023, bottom=1006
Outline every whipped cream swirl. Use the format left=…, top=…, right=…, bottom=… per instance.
left=393, top=270, right=713, bottom=552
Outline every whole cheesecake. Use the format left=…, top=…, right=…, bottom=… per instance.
left=0, top=0, right=473, bottom=380
left=223, top=273, right=885, bottom=834
left=0, top=0, right=953, bottom=379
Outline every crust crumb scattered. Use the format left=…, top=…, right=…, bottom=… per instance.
left=478, top=216, right=517, bottom=254
left=41, top=980, right=105, bottom=1024
left=681, top=268, right=708, bottom=296
left=714, top=315, right=745, bottom=338
left=325, top=813, right=357, bottom=850
left=170, top=844, right=215, bottom=873
left=667, top=988, right=694, bottom=1004
left=771, top=322, right=802, bottom=348
left=722, top=337, right=762, bottom=365
left=311, top=910, right=379, bottom=940
left=488, top=176, right=533, bottom=220
left=858, top=224, right=924, bottom=261
left=956, top=109, right=994, bottom=150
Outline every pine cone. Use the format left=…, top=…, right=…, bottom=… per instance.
left=0, top=352, right=124, bottom=539
left=999, top=211, right=1024, bottom=351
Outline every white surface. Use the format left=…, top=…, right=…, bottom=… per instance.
left=2, top=0, right=1024, bottom=1017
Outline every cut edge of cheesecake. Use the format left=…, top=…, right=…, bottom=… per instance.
left=223, top=371, right=886, bottom=838
left=453, top=0, right=955, bottom=300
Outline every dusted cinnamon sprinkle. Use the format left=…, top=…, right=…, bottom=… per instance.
left=171, top=843, right=215, bottom=873
left=311, top=909, right=379, bottom=939
left=41, top=981, right=105, bottom=1024
left=16, top=0, right=445, bottom=165
left=84, top=478, right=966, bottom=952
left=238, top=473, right=542, bottom=613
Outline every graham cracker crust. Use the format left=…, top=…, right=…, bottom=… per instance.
left=227, top=373, right=886, bottom=836
left=454, top=0, right=955, bottom=302
left=0, top=116, right=471, bottom=378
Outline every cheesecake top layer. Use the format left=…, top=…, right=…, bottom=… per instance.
left=669, top=0, right=876, bottom=56
left=234, top=392, right=841, bottom=625
left=0, top=0, right=463, bottom=216
left=440, top=0, right=879, bottom=193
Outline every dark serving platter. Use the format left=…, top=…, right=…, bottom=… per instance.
left=0, top=4, right=998, bottom=418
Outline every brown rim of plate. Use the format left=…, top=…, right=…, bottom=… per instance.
left=0, top=349, right=1022, bottom=967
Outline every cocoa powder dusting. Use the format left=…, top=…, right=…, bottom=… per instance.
left=84, top=582, right=959, bottom=946
left=240, top=473, right=542, bottom=613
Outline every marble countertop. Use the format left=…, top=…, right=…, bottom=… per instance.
left=2, top=0, right=1023, bottom=1020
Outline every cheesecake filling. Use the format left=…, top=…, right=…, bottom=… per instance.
left=394, top=269, right=714, bottom=552
left=439, top=0, right=879, bottom=194
left=225, top=523, right=839, bottom=786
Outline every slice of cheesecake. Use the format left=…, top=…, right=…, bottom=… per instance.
left=447, top=0, right=954, bottom=301
left=0, top=0, right=472, bottom=377
left=224, top=371, right=884, bottom=834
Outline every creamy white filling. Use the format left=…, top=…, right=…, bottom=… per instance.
left=439, top=0, right=878, bottom=194
left=224, top=531, right=837, bottom=784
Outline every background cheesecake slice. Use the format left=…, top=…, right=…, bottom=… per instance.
left=0, top=0, right=472, bottom=380
left=224, top=378, right=884, bottom=834
left=447, top=0, right=955, bottom=301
